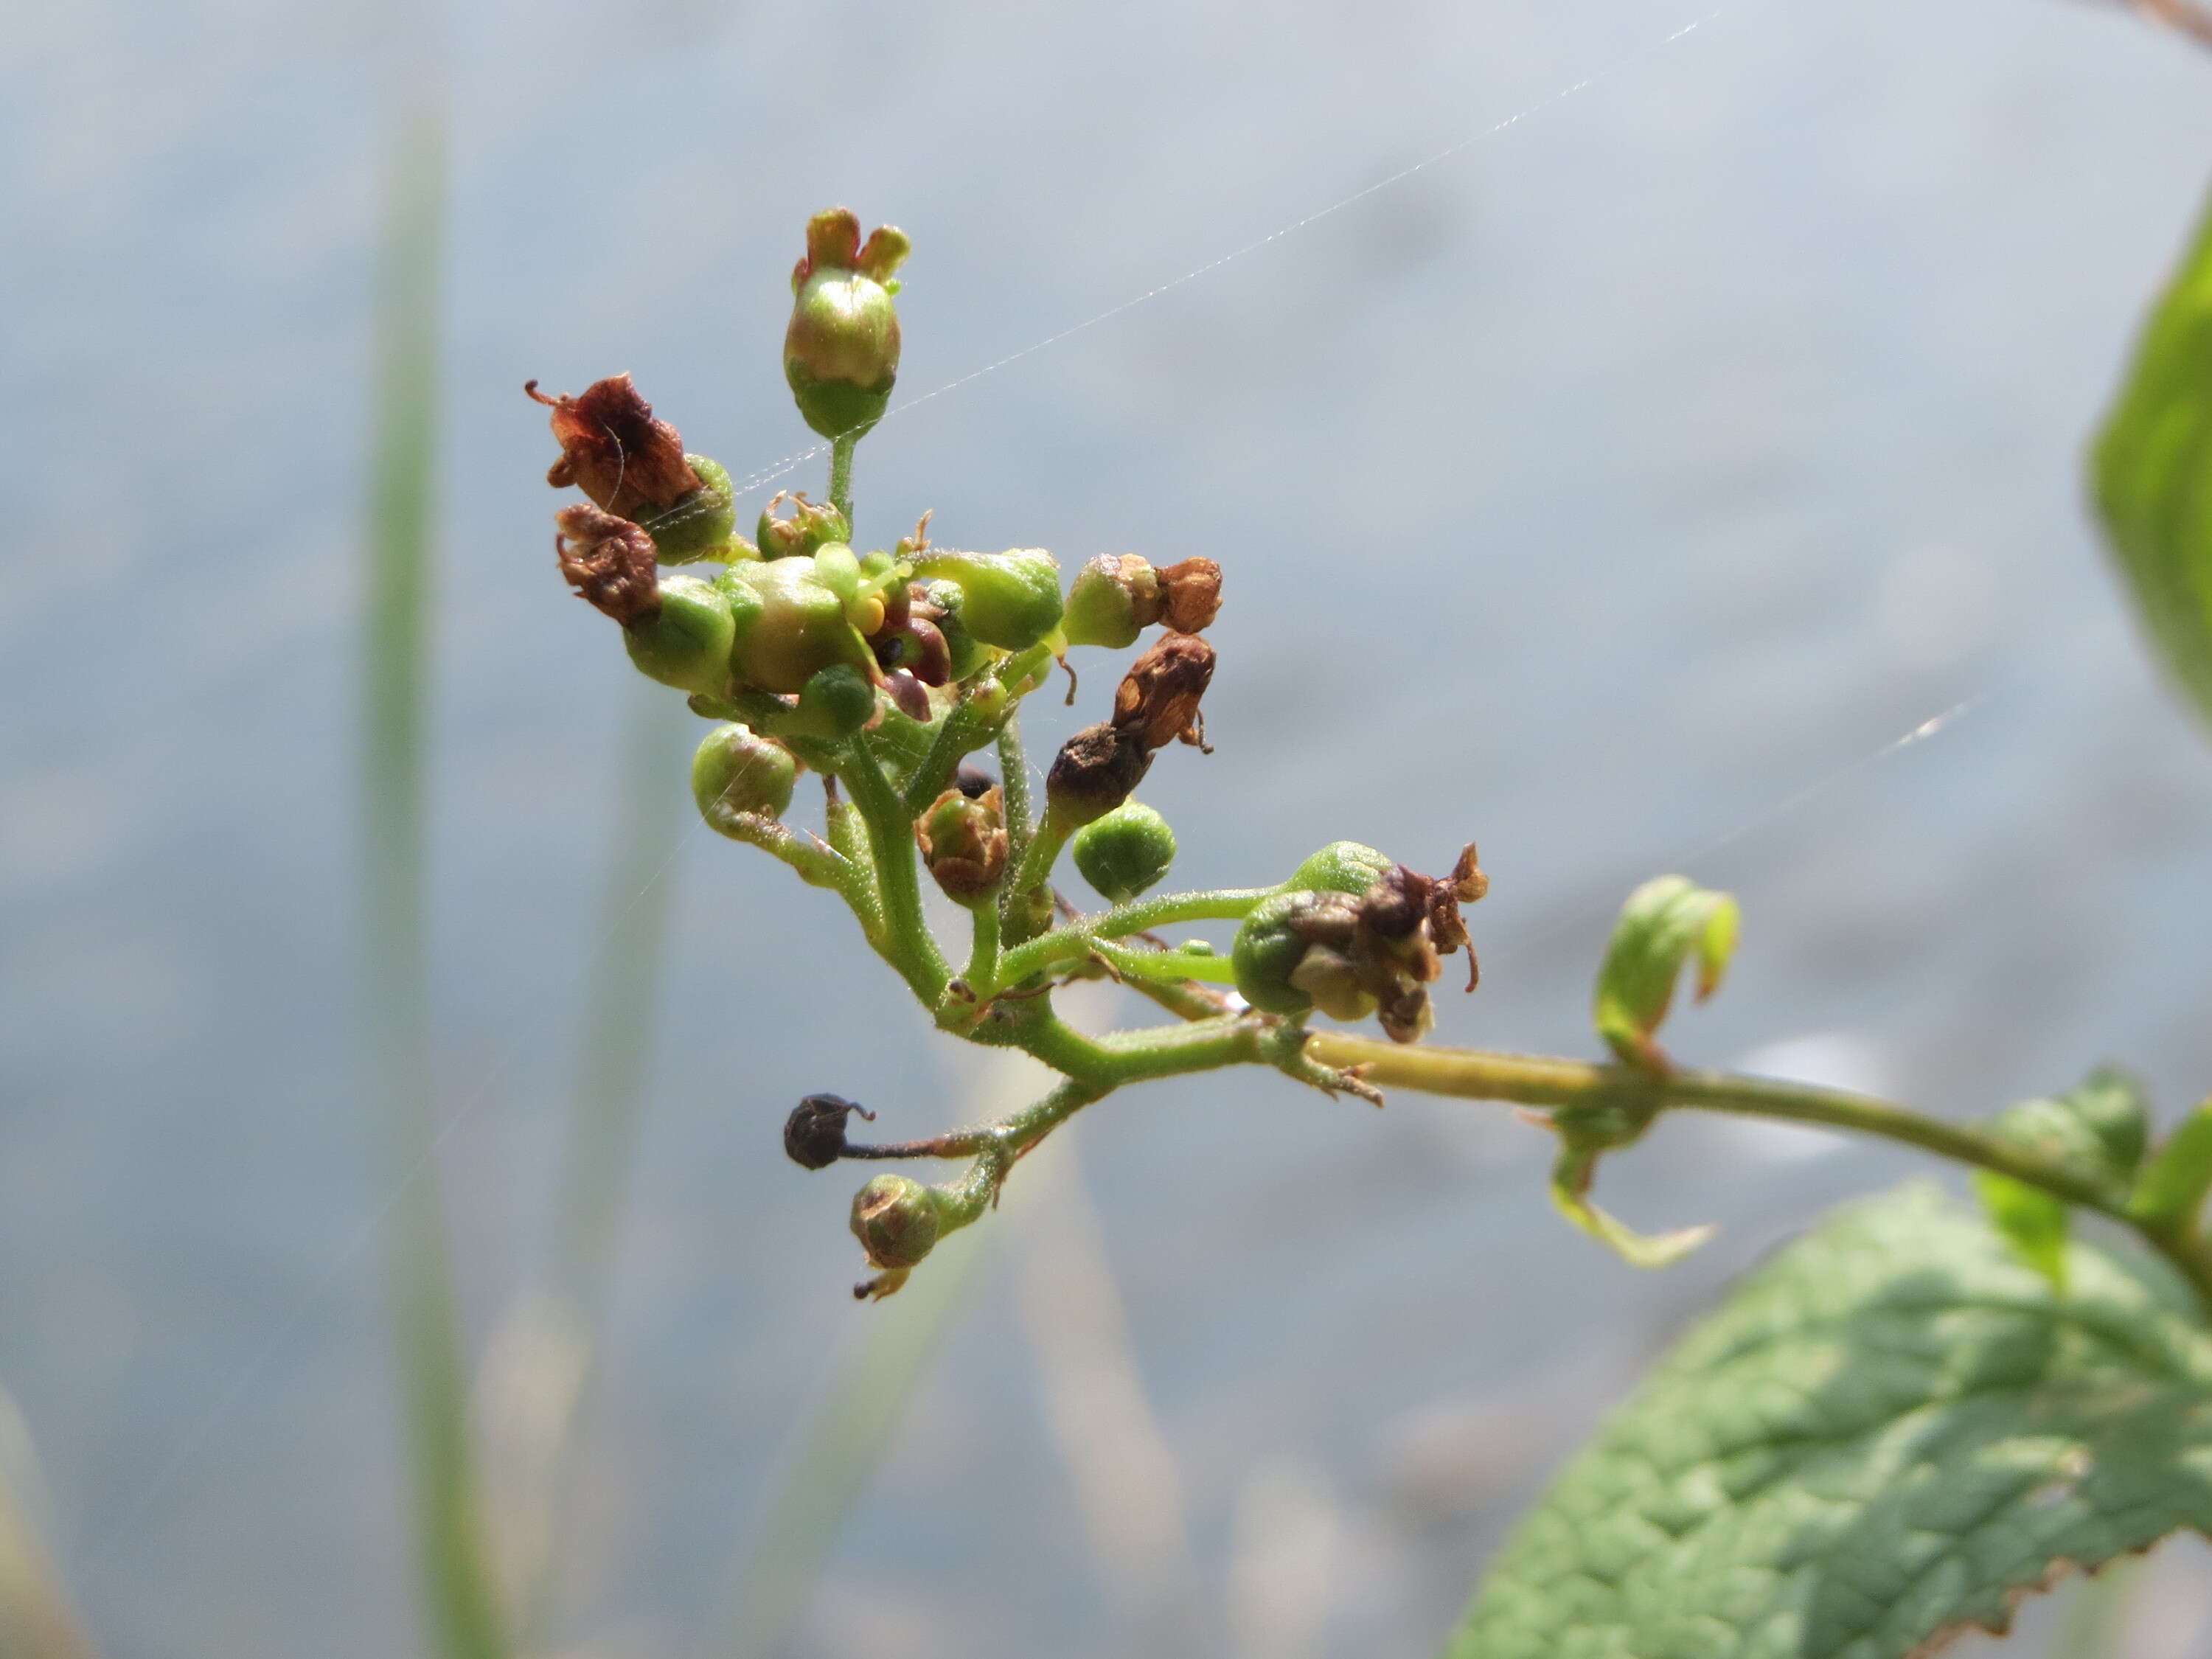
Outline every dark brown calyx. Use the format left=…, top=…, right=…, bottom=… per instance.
left=527, top=375, right=702, bottom=521
left=554, top=504, right=661, bottom=625
left=1046, top=723, right=1155, bottom=825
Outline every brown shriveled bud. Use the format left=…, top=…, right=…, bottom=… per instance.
left=527, top=375, right=702, bottom=520
left=1155, top=557, right=1223, bottom=634
left=784, top=1093, right=876, bottom=1170
left=916, top=785, right=1009, bottom=903
left=1111, top=633, right=1215, bottom=754
left=1046, top=723, right=1155, bottom=827
left=554, top=504, right=661, bottom=625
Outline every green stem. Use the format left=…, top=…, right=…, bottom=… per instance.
left=828, top=433, right=856, bottom=524
left=1009, top=810, right=1071, bottom=909
left=1307, top=1032, right=2212, bottom=1314
left=998, top=712, right=1034, bottom=879
left=835, top=734, right=950, bottom=1004
left=987, top=887, right=1267, bottom=992
left=964, top=902, right=1001, bottom=990
left=1093, top=938, right=1237, bottom=984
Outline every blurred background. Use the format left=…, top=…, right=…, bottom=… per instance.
left=7, top=0, right=2212, bottom=1655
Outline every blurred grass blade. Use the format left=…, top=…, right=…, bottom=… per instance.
left=2093, top=178, right=2212, bottom=739
left=498, top=688, right=692, bottom=1643
left=362, top=100, right=511, bottom=1659
left=0, top=1390, right=102, bottom=1659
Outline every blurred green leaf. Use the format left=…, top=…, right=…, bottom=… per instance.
left=1591, top=875, right=1739, bottom=1069
left=1451, top=1184, right=2212, bottom=1659
left=361, top=100, right=510, bottom=1659
left=1973, top=1066, right=2152, bottom=1287
left=1972, top=1169, right=2070, bottom=1289
left=2093, top=178, right=2212, bottom=737
left=2131, top=1095, right=2212, bottom=1235
left=1549, top=1139, right=1716, bottom=1269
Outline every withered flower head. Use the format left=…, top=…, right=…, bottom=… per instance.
left=527, top=375, right=702, bottom=521
left=1046, top=723, right=1155, bottom=826
left=785, top=1093, right=876, bottom=1170
left=915, top=785, right=1009, bottom=904
left=1155, top=557, right=1223, bottom=634
left=554, top=504, right=661, bottom=626
left=1111, top=633, right=1215, bottom=754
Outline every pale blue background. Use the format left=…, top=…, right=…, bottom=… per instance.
left=7, top=0, right=2212, bottom=1654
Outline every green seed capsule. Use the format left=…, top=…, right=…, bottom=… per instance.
left=1062, top=554, right=1158, bottom=650
left=1231, top=891, right=1324, bottom=1017
left=1071, top=800, right=1177, bottom=904
left=723, top=556, right=875, bottom=694
left=850, top=1173, right=942, bottom=1270
left=623, top=575, right=735, bottom=696
left=691, top=723, right=799, bottom=830
left=781, top=661, right=878, bottom=742
left=906, top=549, right=1064, bottom=650
left=641, top=456, right=742, bottom=564
left=1285, top=841, right=1397, bottom=897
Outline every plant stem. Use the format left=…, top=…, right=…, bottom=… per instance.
left=835, top=734, right=950, bottom=1004
left=1092, top=938, right=1237, bottom=984
left=1307, top=1032, right=2212, bottom=1314
left=964, top=902, right=1001, bottom=990
left=828, top=433, right=856, bottom=524
left=987, top=887, right=1267, bottom=991
left=998, top=712, right=1034, bottom=873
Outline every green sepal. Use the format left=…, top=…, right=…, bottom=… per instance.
left=1062, top=554, right=1149, bottom=650
left=785, top=361, right=893, bottom=443
left=1229, top=891, right=1321, bottom=1017
left=1283, top=841, right=1394, bottom=897
left=722, top=557, right=876, bottom=694
left=691, top=723, right=799, bottom=829
left=641, top=456, right=741, bottom=564
left=2091, top=178, right=2212, bottom=739
left=2132, top=1095, right=2212, bottom=1234
left=1591, top=874, right=1740, bottom=1069
left=1071, top=800, right=1177, bottom=904
left=921, top=580, right=993, bottom=681
left=906, top=549, right=1063, bottom=650
left=622, top=575, right=734, bottom=696
left=779, top=663, right=877, bottom=742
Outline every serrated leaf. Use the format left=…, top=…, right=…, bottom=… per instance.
left=1593, top=876, right=1740, bottom=1069
left=1449, top=1184, right=2212, bottom=1659
left=2093, top=179, right=2212, bottom=738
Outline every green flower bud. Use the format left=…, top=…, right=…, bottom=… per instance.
left=780, top=661, right=878, bottom=742
left=623, top=575, right=734, bottom=696
left=756, top=492, right=850, bottom=561
left=1286, top=841, right=1396, bottom=897
left=785, top=208, right=911, bottom=441
left=1062, top=554, right=1160, bottom=650
left=907, top=549, right=1063, bottom=650
left=692, top=723, right=799, bottom=830
left=641, top=456, right=743, bottom=564
left=1071, top=800, right=1177, bottom=905
left=920, top=580, right=993, bottom=681
left=723, top=556, right=875, bottom=694
left=850, top=1173, right=942, bottom=1271
left=916, top=786, right=1008, bottom=905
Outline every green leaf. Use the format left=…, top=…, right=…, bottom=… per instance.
left=2131, top=1096, right=2212, bottom=1235
left=1550, top=1138, right=1717, bottom=1270
left=1970, top=1066, right=2152, bottom=1284
left=2093, top=178, right=2212, bottom=737
left=1592, top=876, right=1740, bottom=1069
left=1449, top=1184, right=2212, bottom=1659
left=1972, top=1169, right=2070, bottom=1290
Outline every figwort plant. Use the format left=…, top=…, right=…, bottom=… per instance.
left=528, top=181, right=2212, bottom=1656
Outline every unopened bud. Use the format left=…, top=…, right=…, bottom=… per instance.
left=1046, top=723, right=1154, bottom=827
left=906, top=548, right=1064, bottom=650
left=850, top=1173, right=942, bottom=1271
left=1286, top=841, right=1396, bottom=897
left=723, top=557, right=876, bottom=694
left=622, top=574, right=736, bottom=696
left=784, top=1093, right=874, bottom=1169
left=785, top=208, right=911, bottom=441
left=781, top=662, right=879, bottom=742
left=916, top=786, right=1008, bottom=904
left=555, top=504, right=661, bottom=626
left=1062, top=555, right=1161, bottom=650
left=757, top=492, right=850, bottom=561
left=692, top=723, right=799, bottom=830
left=1111, top=633, right=1214, bottom=753
left=1071, top=800, right=1177, bottom=904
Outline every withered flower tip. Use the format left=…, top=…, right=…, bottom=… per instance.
left=527, top=375, right=702, bottom=521
left=1156, top=557, right=1223, bottom=634
left=554, top=503, right=661, bottom=626
left=1112, top=633, right=1216, bottom=754
left=785, top=1093, right=876, bottom=1170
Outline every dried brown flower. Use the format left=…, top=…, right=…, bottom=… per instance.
left=1155, top=557, right=1223, bottom=634
left=1110, top=633, right=1215, bottom=754
left=528, top=375, right=702, bottom=521
left=554, top=504, right=661, bottom=626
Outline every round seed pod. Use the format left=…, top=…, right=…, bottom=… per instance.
left=1071, top=800, right=1177, bottom=905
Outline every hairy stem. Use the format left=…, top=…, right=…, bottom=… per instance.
left=1307, top=1032, right=2212, bottom=1315
left=988, top=887, right=1267, bottom=990
left=829, top=433, right=856, bottom=523
left=835, top=736, right=950, bottom=1004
